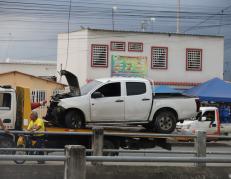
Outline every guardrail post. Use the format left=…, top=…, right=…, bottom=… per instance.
left=92, top=127, right=104, bottom=165
left=64, top=145, right=86, bottom=179
left=194, top=130, right=206, bottom=167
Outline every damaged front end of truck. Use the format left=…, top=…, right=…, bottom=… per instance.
left=44, top=70, right=81, bottom=126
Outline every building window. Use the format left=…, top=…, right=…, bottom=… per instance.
left=186, top=48, right=202, bottom=71
left=31, top=90, right=46, bottom=103
left=111, top=41, right=125, bottom=51
left=151, top=47, right=168, bottom=69
left=128, top=42, right=143, bottom=52
left=91, top=44, right=108, bottom=67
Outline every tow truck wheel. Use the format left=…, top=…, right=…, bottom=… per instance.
left=14, top=144, right=27, bottom=164
left=154, top=111, right=176, bottom=133
left=0, top=135, right=15, bottom=154
left=103, top=139, right=119, bottom=156
left=65, top=110, right=85, bottom=129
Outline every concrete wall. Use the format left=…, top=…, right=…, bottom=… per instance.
left=0, top=72, right=65, bottom=116
left=86, top=30, right=224, bottom=84
left=57, top=30, right=88, bottom=86
left=1, top=164, right=231, bottom=179
left=57, top=29, right=224, bottom=87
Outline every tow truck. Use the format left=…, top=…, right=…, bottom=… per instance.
left=0, top=85, right=172, bottom=156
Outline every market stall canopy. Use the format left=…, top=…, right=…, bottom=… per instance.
left=153, top=85, right=182, bottom=94
left=184, top=78, right=231, bottom=102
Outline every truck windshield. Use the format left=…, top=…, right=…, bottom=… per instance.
left=80, top=80, right=102, bottom=95
left=0, top=93, right=11, bottom=109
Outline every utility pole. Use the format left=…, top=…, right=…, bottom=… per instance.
left=176, top=0, right=180, bottom=33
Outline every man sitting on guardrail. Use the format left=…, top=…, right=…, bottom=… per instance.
left=27, top=111, right=45, bottom=164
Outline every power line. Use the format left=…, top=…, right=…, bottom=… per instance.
left=183, top=4, right=231, bottom=33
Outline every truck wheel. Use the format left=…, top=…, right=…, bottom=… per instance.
left=103, top=139, right=119, bottom=156
left=154, top=111, right=176, bottom=133
left=14, top=144, right=27, bottom=164
left=65, top=110, right=85, bottom=129
left=0, top=135, right=15, bottom=154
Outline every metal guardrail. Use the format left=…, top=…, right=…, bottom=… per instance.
left=2, top=148, right=231, bottom=156
left=0, top=155, right=65, bottom=161
left=0, top=129, right=231, bottom=179
left=0, top=148, right=93, bottom=152
left=0, top=130, right=92, bottom=136
left=86, top=156, right=231, bottom=163
left=0, top=154, right=231, bottom=163
left=1, top=129, right=231, bottom=139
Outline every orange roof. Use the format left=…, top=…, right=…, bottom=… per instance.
left=0, top=71, right=66, bottom=86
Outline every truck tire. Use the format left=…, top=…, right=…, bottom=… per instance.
left=0, top=135, right=15, bottom=154
left=154, top=111, right=176, bottom=133
left=65, top=110, right=85, bottom=129
left=14, top=144, right=27, bottom=164
left=103, top=139, right=119, bottom=156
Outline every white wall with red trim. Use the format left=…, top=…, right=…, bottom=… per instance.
left=57, top=29, right=224, bottom=88
left=57, top=30, right=88, bottom=85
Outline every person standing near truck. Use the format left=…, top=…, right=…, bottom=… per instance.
left=27, top=111, right=45, bottom=164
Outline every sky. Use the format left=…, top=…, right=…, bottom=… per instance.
left=0, top=0, right=231, bottom=79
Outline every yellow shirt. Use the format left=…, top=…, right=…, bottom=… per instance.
left=27, top=118, right=45, bottom=136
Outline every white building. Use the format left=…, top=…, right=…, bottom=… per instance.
left=57, top=29, right=224, bottom=88
left=0, top=59, right=57, bottom=79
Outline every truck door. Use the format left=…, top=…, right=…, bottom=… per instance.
left=125, top=82, right=152, bottom=121
left=90, top=82, right=124, bottom=121
left=0, top=92, right=14, bottom=129
left=202, top=110, right=217, bottom=134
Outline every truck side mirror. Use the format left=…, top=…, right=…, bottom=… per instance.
left=202, top=117, right=207, bottom=121
left=200, top=117, right=207, bottom=121
left=91, top=92, right=103, bottom=98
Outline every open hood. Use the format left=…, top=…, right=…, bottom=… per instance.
left=60, top=70, right=81, bottom=96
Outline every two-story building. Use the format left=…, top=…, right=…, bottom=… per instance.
left=57, top=29, right=224, bottom=89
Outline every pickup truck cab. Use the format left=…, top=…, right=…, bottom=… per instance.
left=45, top=71, right=199, bottom=133
left=178, top=106, right=231, bottom=135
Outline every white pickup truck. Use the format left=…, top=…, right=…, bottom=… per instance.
left=177, top=107, right=231, bottom=136
left=45, top=70, right=199, bottom=133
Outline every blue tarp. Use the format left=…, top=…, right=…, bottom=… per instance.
left=153, top=85, right=181, bottom=94
left=184, top=78, right=231, bottom=102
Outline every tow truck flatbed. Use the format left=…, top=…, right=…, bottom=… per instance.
left=42, top=124, right=173, bottom=151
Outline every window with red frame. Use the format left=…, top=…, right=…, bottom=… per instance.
left=128, top=42, right=143, bottom=52
left=111, top=41, right=125, bottom=51
left=151, top=47, right=168, bottom=69
left=91, top=44, right=108, bottom=67
left=186, top=49, right=202, bottom=71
